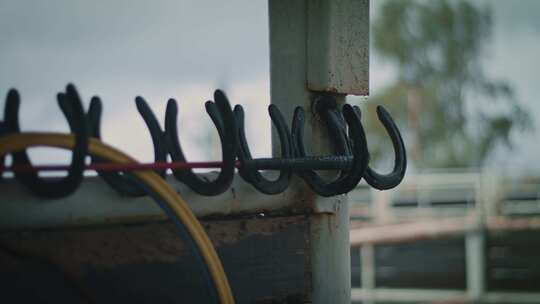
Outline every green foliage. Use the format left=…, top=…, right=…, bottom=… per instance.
left=365, top=0, right=532, bottom=169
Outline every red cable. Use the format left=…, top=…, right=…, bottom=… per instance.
left=0, top=160, right=243, bottom=173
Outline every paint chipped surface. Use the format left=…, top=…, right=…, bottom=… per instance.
left=0, top=215, right=310, bottom=303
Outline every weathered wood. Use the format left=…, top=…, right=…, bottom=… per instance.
left=350, top=217, right=476, bottom=245
left=0, top=215, right=309, bottom=303
left=350, top=216, right=540, bottom=245
left=487, top=230, right=540, bottom=292
left=374, top=237, right=466, bottom=290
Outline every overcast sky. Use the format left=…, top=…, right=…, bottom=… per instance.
left=0, top=0, right=271, bottom=163
left=488, top=0, right=540, bottom=172
left=0, top=0, right=539, bottom=173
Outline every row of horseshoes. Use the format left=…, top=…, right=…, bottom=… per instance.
left=0, top=84, right=406, bottom=199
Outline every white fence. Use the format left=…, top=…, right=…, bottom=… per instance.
left=349, top=170, right=540, bottom=303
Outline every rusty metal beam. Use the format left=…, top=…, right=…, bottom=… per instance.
left=0, top=173, right=312, bottom=230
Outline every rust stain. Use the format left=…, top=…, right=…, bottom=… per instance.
left=0, top=215, right=307, bottom=276
left=0, top=223, right=185, bottom=276
left=203, top=215, right=305, bottom=247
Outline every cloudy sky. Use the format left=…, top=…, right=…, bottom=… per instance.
left=0, top=0, right=539, bottom=173
left=0, top=0, right=271, bottom=164
left=487, top=0, right=540, bottom=172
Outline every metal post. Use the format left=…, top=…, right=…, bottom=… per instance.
left=373, top=190, right=392, bottom=223
left=361, top=243, right=376, bottom=304
left=269, top=0, right=368, bottom=302
left=466, top=230, right=486, bottom=301
left=481, top=168, right=501, bottom=218
left=467, top=170, right=487, bottom=301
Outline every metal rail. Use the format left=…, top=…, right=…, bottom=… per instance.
left=349, top=171, right=540, bottom=303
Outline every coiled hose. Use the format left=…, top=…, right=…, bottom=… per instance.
left=0, top=132, right=235, bottom=304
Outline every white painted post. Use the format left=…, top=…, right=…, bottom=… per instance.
left=481, top=168, right=501, bottom=218
left=360, top=244, right=376, bottom=304
left=269, top=0, right=369, bottom=302
left=466, top=230, right=486, bottom=301
left=373, top=189, right=393, bottom=223
left=467, top=170, right=486, bottom=301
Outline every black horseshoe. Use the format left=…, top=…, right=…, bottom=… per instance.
left=165, top=90, right=237, bottom=196
left=83, top=96, right=168, bottom=197
left=3, top=84, right=88, bottom=199
left=234, top=104, right=292, bottom=194
left=314, top=97, right=352, bottom=158
left=135, top=96, right=169, bottom=178
left=363, top=106, right=407, bottom=190
left=291, top=102, right=369, bottom=197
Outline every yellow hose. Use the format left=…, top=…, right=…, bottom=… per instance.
left=0, top=132, right=235, bottom=304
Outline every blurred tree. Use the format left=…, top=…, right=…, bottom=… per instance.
left=365, top=0, right=531, bottom=169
